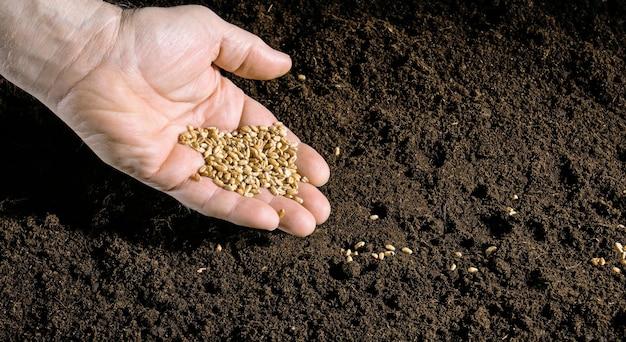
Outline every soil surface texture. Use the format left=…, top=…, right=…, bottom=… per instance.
left=1, top=0, right=625, bottom=340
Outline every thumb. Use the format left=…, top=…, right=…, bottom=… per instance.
left=210, top=12, right=292, bottom=80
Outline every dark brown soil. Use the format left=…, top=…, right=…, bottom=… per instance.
left=1, top=0, right=626, bottom=340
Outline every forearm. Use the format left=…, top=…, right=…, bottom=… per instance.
left=0, top=0, right=120, bottom=110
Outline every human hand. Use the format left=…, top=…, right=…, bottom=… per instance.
left=52, top=5, right=331, bottom=236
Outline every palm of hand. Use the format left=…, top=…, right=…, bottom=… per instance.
left=58, top=6, right=330, bottom=236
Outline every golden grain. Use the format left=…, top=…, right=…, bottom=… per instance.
left=454, top=251, right=463, bottom=258
left=346, top=255, right=353, bottom=263
left=468, top=267, right=479, bottom=273
left=278, top=208, right=285, bottom=218
left=449, top=263, right=457, bottom=271
left=378, top=252, right=385, bottom=260
left=369, top=214, right=379, bottom=221
left=216, top=244, right=222, bottom=252
left=615, top=242, right=624, bottom=254
left=612, top=267, right=621, bottom=274
left=179, top=122, right=307, bottom=203
left=401, top=247, right=413, bottom=255
left=485, top=246, right=498, bottom=256
left=385, top=244, right=396, bottom=252
left=354, top=241, right=366, bottom=250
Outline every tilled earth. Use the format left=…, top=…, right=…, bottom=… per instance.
left=1, top=0, right=625, bottom=340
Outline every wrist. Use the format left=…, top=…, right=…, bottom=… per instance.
left=0, top=0, right=121, bottom=110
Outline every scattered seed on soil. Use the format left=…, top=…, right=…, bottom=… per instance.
left=468, top=267, right=479, bottom=273
left=485, top=246, right=498, bottom=256
left=384, top=251, right=395, bottom=257
left=216, top=244, right=222, bottom=252
left=378, top=252, right=385, bottom=260
left=346, top=255, right=353, bottom=263
left=591, top=257, right=606, bottom=266
left=615, top=242, right=624, bottom=254
left=354, top=241, right=366, bottom=250
left=385, top=244, right=396, bottom=251
left=505, top=207, right=517, bottom=216
left=512, top=194, right=519, bottom=200
left=449, top=263, right=457, bottom=271
left=401, top=247, right=413, bottom=255
left=179, top=122, right=307, bottom=202
left=297, top=74, right=306, bottom=81
left=197, top=267, right=207, bottom=273
left=369, top=214, right=379, bottom=221
left=612, top=267, right=621, bottom=274
left=454, top=251, right=463, bottom=258
left=621, top=259, right=626, bottom=266
left=345, top=249, right=352, bottom=257
left=334, top=147, right=340, bottom=156
left=372, top=253, right=379, bottom=260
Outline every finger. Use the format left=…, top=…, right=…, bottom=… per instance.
left=167, top=178, right=280, bottom=230
left=295, top=182, right=331, bottom=225
left=294, top=143, right=330, bottom=186
left=254, top=189, right=317, bottom=237
left=251, top=181, right=330, bottom=236
left=210, top=12, right=292, bottom=80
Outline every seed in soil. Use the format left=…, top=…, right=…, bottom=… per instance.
left=468, top=267, right=479, bottom=273
left=385, top=244, right=396, bottom=251
left=591, top=257, right=606, bottom=266
left=485, top=246, right=497, bottom=256
left=354, top=241, right=366, bottom=250
left=449, top=263, right=457, bottom=271
left=401, top=247, right=413, bottom=255
left=369, top=214, right=379, bottom=221
left=505, top=207, right=517, bottom=216
left=454, top=251, right=463, bottom=258
left=179, top=122, right=307, bottom=202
